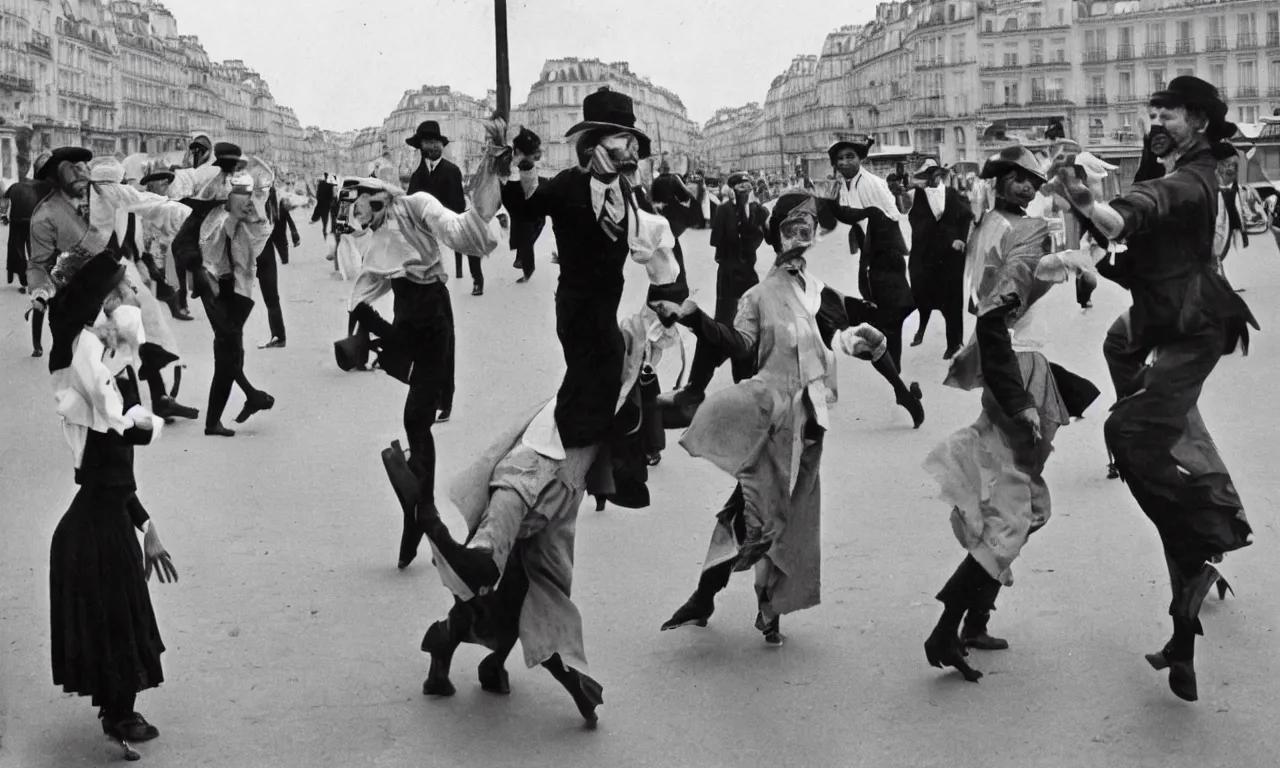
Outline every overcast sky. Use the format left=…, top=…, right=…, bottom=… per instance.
left=158, top=0, right=878, bottom=132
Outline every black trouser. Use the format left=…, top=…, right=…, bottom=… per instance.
left=1075, top=273, right=1097, bottom=308
left=687, top=262, right=758, bottom=392
left=256, top=245, right=286, bottom=342
left=455, top=252, right=483, bottom=287
left=516, top=242, right=535, bottom=278
left=203, top=287, right=258, bottom=428
left=871, top=303, right=911, bottom=372
left=7, top=220, right=29, bottom=285
left=917, top=291, right=965, bottom=352
left=31, top=306, right=44, bottom=352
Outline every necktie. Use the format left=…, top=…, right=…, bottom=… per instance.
left=599, top=187, right=626, bottom=241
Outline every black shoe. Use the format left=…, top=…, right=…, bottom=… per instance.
left=153, top=396, right=199, bottom=422
left=924, top=624, right=983, bottom=682
left=516, top=275, right=530, bottom=284
left=1107, top=462, right=1120, bottom=479
left=910, top=333, right=925, bottom=347
left=420, top=515, right=500, bottom=594
left=478, top=653, right=512, bottom=695
left=646, top=451, right=662, bottom=467
left=472, top=284, right=484, bottom=296
left=1216, top=576, right=1234, bottom=600
left=897, top=388, right=925, bottom=429
left=943, top=345, right=961, bottom=360
left=102, top=712, right=160, bottom=744
left=437, top=408, right=451, bottom=423
left=18, top=286, right=26, bottom=294
left=205, top=423, right=236, bottom=437
left=234, top=391, right=275, bottom=424
left=1145, top=649, right=1198, bottom=701
left=755, top=612, right=784, bottom=646
left=595, top=495, right=606, bottom=512
left=660, top=594, right=715, bottom=630
left=259, top=337, right=286, bottom=349
left=31, top=347, right=42, bottom=358
left=172, top=306, right=193, bottom=321
left=961, top=630, right=1010, bottom=651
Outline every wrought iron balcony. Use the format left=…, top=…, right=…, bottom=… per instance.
left=1175, top=38, right=1195, bottom=55
left=916, top=56, right=947, bottom=70
left=1143, top=41, right=1167, bottom=57
left=1205, top=36, right=1228, bottom=52
left=979, top=61, right=1024, bottom=72
left=27, top=32, right=52, bottom=57
left=1116, top=44, right=1135, bottom=60
left=0, top=73, right=34, bottom=92
left=1269, top=87, right=1280, bottom=97
left=1236, top=32, right=1257, bottom=50
left=1082, top=48, right=1108, bottom=64
left=1236, top=86, right=1259, bottom=98
left=1085, top=95, right=1108, bottom=106
left=1268, top=33, right=1280, bottom=49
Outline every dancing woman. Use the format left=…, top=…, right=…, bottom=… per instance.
left=46, top=254, right=179, bottom=760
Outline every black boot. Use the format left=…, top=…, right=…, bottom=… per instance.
left=660, top=560, right=733, bottom=631
left=1145, top=617, right=1199, bottom=702
left=234, top=391, right=275, bottom=424
left=418, top=508, right=500, bottom=594
left=924, top=607, right=983, bottom=682
left=873, top=353, right=924, bottom=428
left=421, top=619, right=459, bottom=697
left=961, top=581, right=1009, bottom=650
left=541, top=654, right=604, bottom=728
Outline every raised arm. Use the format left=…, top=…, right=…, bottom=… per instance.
left=401, top=193, right=498, bottom=258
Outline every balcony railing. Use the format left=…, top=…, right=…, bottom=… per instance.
left=1030, top=91, right=1069, bottom=104
left=1236, top=32, right=1257, bottom=49
left=1116, top=43, right=1135, bottom=60
left=1268, top=32, right=1280, bottom=48
left=1086, top=95, right=1109, bottom=106
left=980, top=62, right=1024, bottom=72
left=1236, top=86, right=1259, bottom=98
left=1112, top=129, right=1140, bottom=142
left=916, top=56, right=946, bottom=70
left=1143, top=41, right=1167, bottom=57
left=1175, top=38, right=1195, bottom=54
left=1269, top=87, right=1280, bottom=97
left=1083, top=48, right=1108, bottom=64
left=0, top=73, right=34, bottom=92
left=27, top=31, right=52, bottom=57
left=1205, top=36, right=1228, bottom=52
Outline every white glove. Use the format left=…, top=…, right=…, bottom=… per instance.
left=125, top=405, right=156, bottom=431
left=838, top=323, right=887, bottom=361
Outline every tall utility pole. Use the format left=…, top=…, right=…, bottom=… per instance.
left=494, top=0, right=511, bottom=121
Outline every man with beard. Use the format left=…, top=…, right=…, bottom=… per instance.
left=500, top=128, right=547, bottom=284
left=501, top=87, right=687, bottom=456
left=337, top=122, right=505, bottom=570
left=1050, top=76, right=1255, bottom=702
left=5, top=151, right=52, bottom=356
left=908, top=159, right=974, bottom=358
left=407, top=121, right=479, bottom=298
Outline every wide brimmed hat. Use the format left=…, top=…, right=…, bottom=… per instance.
left=35, top=146, right=93, bottom=181
left=1210, top=140, right=1240, bottom=161
left=212, top=141, right=244, bottom=169
left=980, top=144, right=1047, bottom=183
left=141, top=170, right=175, bottom=185
left=727, top=171, right=750, bottom=187
left=1151, top=76, right=1228, bottom=122
left=564, top=87, right=652, bottom=159
left=912, top=158, right=949, bottom=178
left=406, top=120, right=450, bottom=148
left=828, top=136, right=874, bottom=161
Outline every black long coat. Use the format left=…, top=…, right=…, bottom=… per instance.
left=833, top=204, right=914, bottom=314
left=408, top=157, right=466, bottom=214
left=907, top=186, right=973, bottom=311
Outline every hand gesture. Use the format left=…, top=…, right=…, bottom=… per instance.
left=143, top=524, right=179, bottom=584
left=25, top=295, right=46, bottom=320
left=292, top=235, right=301, bottom=248
left=1014, top=407, right=1042, bottom=443
left=952, top=239, right=965, bottom=252
left=649, top=299, right=697, bottom=327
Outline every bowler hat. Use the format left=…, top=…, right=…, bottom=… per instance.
left=35, top=146, right=93, bottom=181
left=828, top=136, right=875, bottom=162
left=980, top=144, right=1047, bottom=183
left=1151, top=76, right=1228, bottom=122
left=213, top=142, right=244, bottom=171
left=406, top=120, right=450, bottom=148
left=564, top=87, right=652, bottom=159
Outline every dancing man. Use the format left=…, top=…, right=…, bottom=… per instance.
left=655, top=191, right=892, bottom=645
left=922, top=145, right=1099, bottom=683
left=1051, top=76, right=1255, bottom=701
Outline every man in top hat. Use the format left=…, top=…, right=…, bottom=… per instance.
left=407, top=120, right=479, bottom=300
left=907, top=158, right=974, bottom=358
left=5, top=150, right=53, bottom=356
left=502, top=87, right=687, bottom=454
left=501, top=127, right=548, bottom=283
left=1049, top=75, right=1255, bottom=702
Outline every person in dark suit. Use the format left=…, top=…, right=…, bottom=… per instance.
left=502, top=88, right=686, bottom=452
left=907, top=159, right=975, bottom=358
left=506, top=127, right=546, bottom=283
left=3, top=151, right=52, bottom=356
left=256, top=186, right=300, bottom=349
left=407, top=121, right=480, bottom=296
left=312, top=173, right=335, bottom=237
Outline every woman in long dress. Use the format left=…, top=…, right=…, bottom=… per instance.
left=46, top=253, right=179, bottom=759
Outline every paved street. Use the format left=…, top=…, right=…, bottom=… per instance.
left=1, top=217, right=1278, bottom=768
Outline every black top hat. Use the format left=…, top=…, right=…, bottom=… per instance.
left=406, top=121, right=450, bottom=148
left=35, top=146, right=93, bottom=181
left=827, top=136, right=875, bottom=162
left=140, top=170, right=175, bottom=185
left=564, top=87, right=652, bottom=159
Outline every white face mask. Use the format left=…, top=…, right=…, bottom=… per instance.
left=96, top=305, right=145, bottom=376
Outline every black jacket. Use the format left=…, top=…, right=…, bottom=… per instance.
left=408, top=157, right=465, bottom=214
left=500, top=176, right=547, bottom=250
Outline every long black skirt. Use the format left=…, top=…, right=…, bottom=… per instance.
left=50, top=486, right=165, bottom=707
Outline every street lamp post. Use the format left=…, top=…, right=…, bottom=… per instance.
left=494, top=0, right=510, bottom=122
